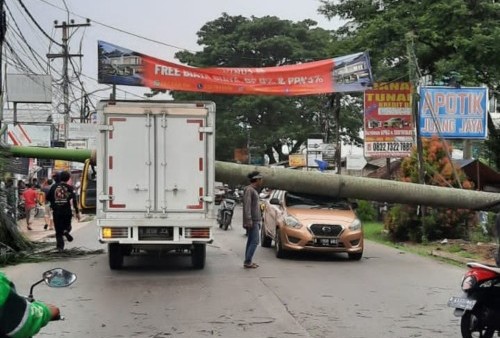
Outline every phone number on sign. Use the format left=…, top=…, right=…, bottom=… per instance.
left=369, top=142, right=413, bottom=152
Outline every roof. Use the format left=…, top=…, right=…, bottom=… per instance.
left=454, top=159, right=500, bottom=191
left=366, top=158, right=500, bottom=191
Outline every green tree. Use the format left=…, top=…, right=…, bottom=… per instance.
left=385, top=136, right=476, bottom=242
left=172, top=13, right=363, bottom=162
left=319, top=0, right=500, bottom=165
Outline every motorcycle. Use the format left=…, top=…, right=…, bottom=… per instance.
left=447, top=219, right=500, bottom=338
left=217, top=198, right=236, bottom=231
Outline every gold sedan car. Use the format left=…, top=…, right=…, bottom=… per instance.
left=261, top=190, right=363, bottom=260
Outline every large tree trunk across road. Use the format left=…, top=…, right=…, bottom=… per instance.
left=7, top=145, right=500, bottom=212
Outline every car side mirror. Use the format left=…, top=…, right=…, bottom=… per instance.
left=270, top=198, right=281, bottom=206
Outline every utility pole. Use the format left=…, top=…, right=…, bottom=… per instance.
left=47, top=19, right=90, bottom=141
left=406, top=31, right=429, bottom=242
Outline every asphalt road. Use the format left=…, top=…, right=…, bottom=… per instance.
left=4, top=206, right=467, bottom=337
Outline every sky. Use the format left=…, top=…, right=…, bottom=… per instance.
left=5, top=0, right=365, bottom=156
left=6, top=0, right=341, bottom=101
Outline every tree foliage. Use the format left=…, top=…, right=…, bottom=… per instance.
left=172, top=14, right=363, bottom=162
left=319, top=0, right=500, bottom=166
left=385, top=136, right=476, bottom=242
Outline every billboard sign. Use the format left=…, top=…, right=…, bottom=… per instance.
left=98, top=41, right=373, bottom=95
left=419, top=86, right=488, bottom=139
left=6, top=74, right=52, bottom=103
left=364, top=82, right=414, bottom=158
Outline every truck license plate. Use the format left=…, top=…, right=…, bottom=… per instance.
left=447, top=297, right=476, bottom=310
left=138, top=227, right=173, bottom=240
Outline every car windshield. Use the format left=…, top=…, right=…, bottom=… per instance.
left=285, top=193, right=351, bottom=210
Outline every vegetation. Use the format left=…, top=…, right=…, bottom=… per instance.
left=384, top=136, right=478, bottom=242
left=319, top=0, right=500, bottom=168
left=172, top=14, right=363, bottom=162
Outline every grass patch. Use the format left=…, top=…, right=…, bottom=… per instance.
left=363, top=221, right=494, bottom=265
left=363, top=222, right=391, bottom=245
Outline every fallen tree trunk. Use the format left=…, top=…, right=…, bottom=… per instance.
left=215, top=161, right=500, bottom=212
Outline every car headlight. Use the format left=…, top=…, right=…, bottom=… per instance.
left=349, top=219, right=362, bottom=231
left=284, top=215, right=302, bottom=229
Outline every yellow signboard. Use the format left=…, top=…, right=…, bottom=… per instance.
left=54, top=160, right=70, bottom=171
left=289, top=154, right=306, bottom=167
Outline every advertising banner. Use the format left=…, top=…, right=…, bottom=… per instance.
left=364, top=82, right=414, bottom=158
left=419, top=86, right=488, bottom=139
left=98, top=41, right=373, bottom=95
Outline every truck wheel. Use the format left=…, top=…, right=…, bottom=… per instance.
left=192, top=244, right=206, bottom=269
left=108, top=243, right=124, bottom=270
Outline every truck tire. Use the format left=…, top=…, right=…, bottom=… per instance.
left=108, top=243, right=124, bottom=270
left=192, top=244, right=206, bottom=269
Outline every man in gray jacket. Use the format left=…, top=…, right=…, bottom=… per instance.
left=242, top=171, right=264, bottom=268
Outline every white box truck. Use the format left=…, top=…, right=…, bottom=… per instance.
left=92, top=100, right=216, bottom=269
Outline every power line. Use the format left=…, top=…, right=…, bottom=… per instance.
left=17, top=0, right=62, bottom=47
left=35, top=0, right=195, bottom=53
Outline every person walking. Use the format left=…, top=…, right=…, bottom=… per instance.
left=22, top=183, right=38, bottom=230
left=47, top=171, right=80, bottom=252
left=242, top=171, right=264, bottom=269
left=41, top=178, right=55, bottom=230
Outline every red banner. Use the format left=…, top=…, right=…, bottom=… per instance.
left=98, top=41, right=373, bottom=96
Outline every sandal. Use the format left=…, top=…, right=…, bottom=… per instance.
left=243, top=263, right=259, bottom=269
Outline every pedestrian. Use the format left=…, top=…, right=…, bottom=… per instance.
left=242, top=170, right=264, bottom=269
left=0, top=271, right=60, bottom=337
left=22, top=183, right=38, bottom=230
left=47, top=171, right=81, bottom=252
left=41, top=178, right=55, bottom=230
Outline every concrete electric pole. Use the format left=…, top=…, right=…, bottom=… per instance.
left=47, top=19, right=90, bottom=141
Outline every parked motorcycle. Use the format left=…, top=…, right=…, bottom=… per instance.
left=217, top=198, right=236, bottom=231
left=447, top=218, right=500, bottom=338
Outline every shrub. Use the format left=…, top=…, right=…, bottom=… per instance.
left=356, top=200, right=377, bottom=222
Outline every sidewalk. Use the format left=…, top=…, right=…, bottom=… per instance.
left=17, top=210, right=92, bottom=242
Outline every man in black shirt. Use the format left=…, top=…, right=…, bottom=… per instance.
left=47, top=171, right=81, bottom=252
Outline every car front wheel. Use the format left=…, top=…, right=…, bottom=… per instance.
left=275, top=229, right=287, bottom=259
left=261, top=223, right=272, bottom=248
left=348, top=251, right=363, bottom=261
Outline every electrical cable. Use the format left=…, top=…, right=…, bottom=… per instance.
left=17, top=0, right=63, bottom=47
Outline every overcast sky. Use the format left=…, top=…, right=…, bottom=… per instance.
left=7, top=0, right=342, bottom=101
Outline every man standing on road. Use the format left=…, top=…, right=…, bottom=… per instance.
left=47, top=171, right=80, bottom=252
left=242, top=171, right=264, bottom=269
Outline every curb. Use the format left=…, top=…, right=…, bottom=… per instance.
left=431, top=249, right=496, bottom=266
